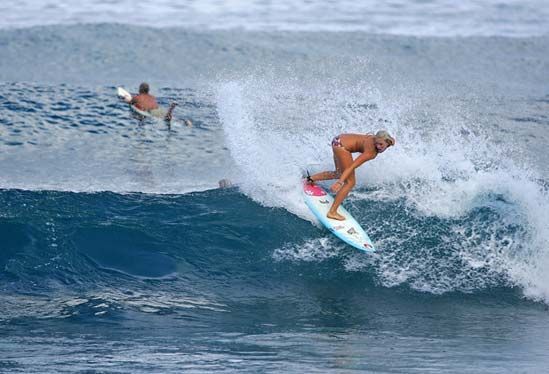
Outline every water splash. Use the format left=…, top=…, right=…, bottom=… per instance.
left=216, top=74, right=549, bottom=303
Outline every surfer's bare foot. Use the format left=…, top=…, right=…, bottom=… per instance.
left=327, top=211, right=345, bottom=221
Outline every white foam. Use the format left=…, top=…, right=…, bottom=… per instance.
left=272, top=238, right=342, bottom=262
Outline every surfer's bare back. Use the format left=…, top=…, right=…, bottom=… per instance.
left=307, top=131, right=395, bottom=221
left=123, top=82, right=183, bottom=123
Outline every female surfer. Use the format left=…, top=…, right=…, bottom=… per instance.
left=307, top=130, right=395, bottom=221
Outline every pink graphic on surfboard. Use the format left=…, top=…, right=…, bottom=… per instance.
left=303, top=182, right=327, bottom=197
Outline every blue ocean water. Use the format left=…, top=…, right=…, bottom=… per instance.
left=2, top=0, right=549, bottom=36
left=1, top=1, right=549, bottom=373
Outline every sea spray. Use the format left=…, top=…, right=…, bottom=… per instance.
left=216, top=74, right=549, bottom=303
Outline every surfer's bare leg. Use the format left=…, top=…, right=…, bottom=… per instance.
left=308, top=145, right=347, bottom=183
left=308, top=170, right=339, bottom=182
left=165, top=102, right=177, bottom=121
left=327, top=177, right=355, bottom=220
left=327, top=146, right=354, bottom=220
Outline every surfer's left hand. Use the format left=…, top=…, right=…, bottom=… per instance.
left=330, top=181, right=344, bottom=193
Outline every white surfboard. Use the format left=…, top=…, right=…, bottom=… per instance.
left=303, top=182, right=375, bottom=252
left=117, top=87, right=133, bottom=102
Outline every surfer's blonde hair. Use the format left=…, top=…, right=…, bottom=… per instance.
left=375, top=130, right=395, bottom=146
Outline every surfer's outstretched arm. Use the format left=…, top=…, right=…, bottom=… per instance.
left=326, top=151, right=375, bottom=221
left=330, top=151, right=375, bottom=193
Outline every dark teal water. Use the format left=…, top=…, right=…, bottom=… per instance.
left=1, top=185, right=549, bottom=372
left=1, top=188, right=549, bottom=373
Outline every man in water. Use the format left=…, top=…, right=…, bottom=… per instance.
left=307, top=130, right=395, bottom=221
left=123, top=82, right=178, bottom=122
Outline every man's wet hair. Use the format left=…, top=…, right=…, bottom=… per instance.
left=139, top=83, right=150, bottom=94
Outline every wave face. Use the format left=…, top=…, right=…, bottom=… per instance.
left=0, top=186, right=546, bottom=310
left=2, top=188, right=549, bottom=372
left=1, top=23, right=549, bottom=373
left=2, top=184, right=536, bottom=299
left=1, top=0, right=549, bottom=37
left=0, top=185, right=540, bottom=302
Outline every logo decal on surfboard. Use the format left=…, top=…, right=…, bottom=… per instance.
left=303, top=183, right=327, bottom=197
